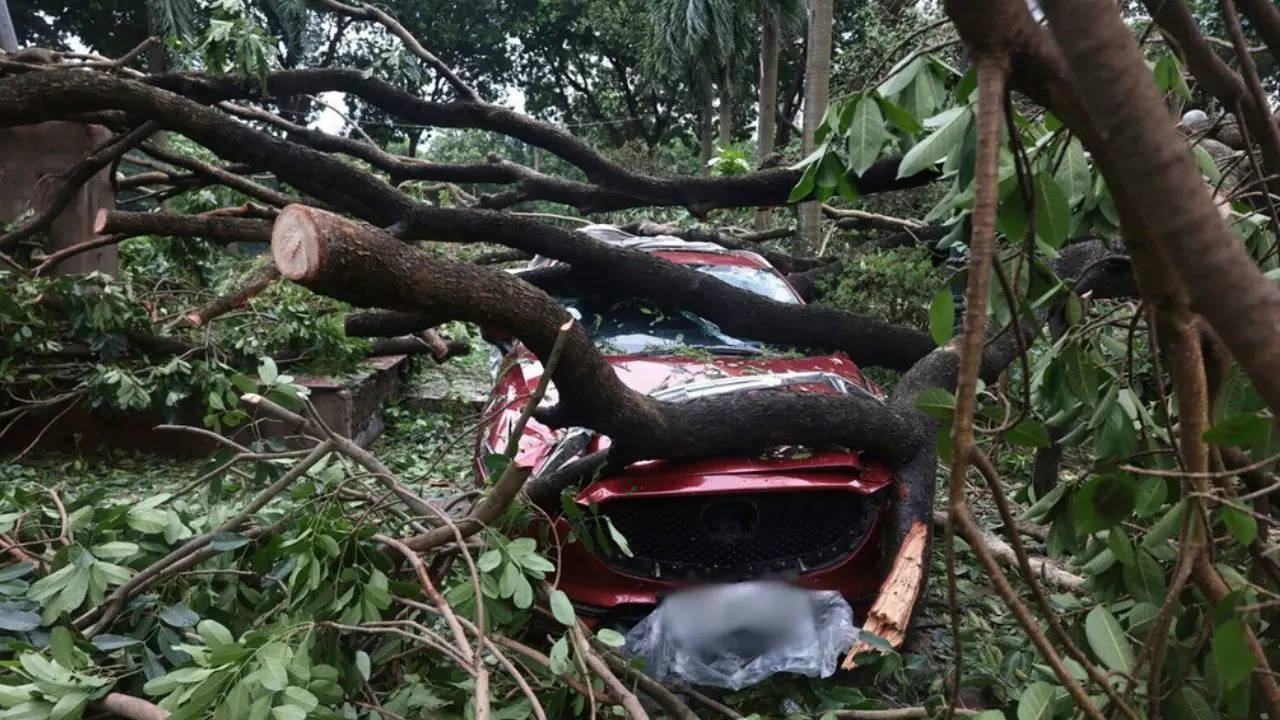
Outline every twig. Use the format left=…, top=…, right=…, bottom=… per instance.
left=375, top=534, right=489, bottom=720
left=75, top=441, right=335, bottom=636
left=572, top=622, right=648, bottom=720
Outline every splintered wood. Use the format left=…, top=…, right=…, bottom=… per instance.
left=841, top=520, right=928, bottom=669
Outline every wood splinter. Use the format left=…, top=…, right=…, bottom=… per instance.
left=842, top=520, right=928, bottom=668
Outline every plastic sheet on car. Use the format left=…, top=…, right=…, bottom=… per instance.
left=622, top=581, right=855, bottom=690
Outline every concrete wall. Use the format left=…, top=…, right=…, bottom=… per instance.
left=0, top=122, right=117, bottom=275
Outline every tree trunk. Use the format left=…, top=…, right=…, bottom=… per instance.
left=0, top=0, right=18, bottom=52
left=796, top=0, right=834, bottom=257
left=756, top=10, right=780, bottom=230
left=717, top=64, right=732, bottom=148
left=699, top=75, right=714, bottom=174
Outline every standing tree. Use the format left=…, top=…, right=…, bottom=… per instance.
left=796, top=0, right=833, bottom=254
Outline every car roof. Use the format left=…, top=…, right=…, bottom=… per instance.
left=526, top=224, right=777, bottom=271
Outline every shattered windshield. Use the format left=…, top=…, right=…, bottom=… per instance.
left=561, top=264, right=799, bottom=356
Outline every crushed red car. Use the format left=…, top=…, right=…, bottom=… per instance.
left=475, top=225, right=895, bottom=625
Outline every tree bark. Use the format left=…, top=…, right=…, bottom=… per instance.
left=1236, top=0, right=1280, bottom=58
left=717, top=64, right=732, bottom=148
left=1042, top=0, right=1280, bottom=417
left=95, top=209, right=272, bottom=244
left=271, top=204, right=927, bottom=468
left=700, top=74, right=714, bottom=174
left=756, top=10, right=781, bottom=230
left=797, top=0, right=834, bottom=256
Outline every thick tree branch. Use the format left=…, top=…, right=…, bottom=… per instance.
left=142, top=68, right=938, bottom=211
left=94, top=209, right=272, bottom=244
left=1043, top=0, right=1280, bottom=417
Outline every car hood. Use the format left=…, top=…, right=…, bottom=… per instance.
left=487, top=350, right=890, bottom=489
left=605, top=353, right=877, bottom=396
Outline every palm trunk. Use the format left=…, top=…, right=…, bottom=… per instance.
left=796, top=0, right=834, bottom=257
left=756, top=10, right=780, bottom=230
left=699, top=74, right=714, bottom=174
left=718, top=64, right=733, bottom=147
left=0, top=0, right=19, bottom=52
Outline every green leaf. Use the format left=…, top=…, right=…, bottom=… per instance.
left=847, top=97, right=891, bottom=175
left=1165, top=687, right=1215, bottom=720
left=1141, top=501, right=1186, bottom=552
left=874, top=94, right=921, bottom=135
left=997, top=189, right=1027, bottom=241
left=159, top=603, right=199, bottom=629
left=281, top=687, right=317, bottom=713
left=549, top=590, right=575, bottom=626
left=476, top=550, right=502, bottom=573
left=605, top=517, right=633, bottom=558
left=209, top=533, right=249, bottom=551
left=878, top=55, right=924, bottom=97
left=1122, top=550, right=1167, bottom=604
left=548, top=636, right=569, bottom=675
left=1203, top=411, right=1272, bottom=447
left=258, top=357, right=278, bottom=385
left=89, top=541, right=138, bottom=560
left=897, top=107, right=972, bottom=178
left=1085, top=605, right=1134, bottom=672
left=49, top=691, right=88, bottom=720
left=787, top=163, right=817, bottom=203
left=517, top=552, right=555, bottom=575
left=816, top=153, right=842, bottom=189
left=1005, top=418, right=1051, bottom=448
left=354, top=650, right=370, bottom=681
left=1016, top=681, right=1055, bottom=720
left=257, top=642, right=291, bottom=692
left=0, top=605, right=40, bottom=632
left=596, top=628, right=625, bottom=648
left=270, top=706, right=306, bottom=720
left=1212, top=619, right=1257, bottom=688
left=928, top=288, right=954, bottom=347
left=197, top=620, right=234, bottom=648
left=91, top=634, right=143, bottom=651
left=1107, top=527, right=1136, bottom=566
left=1072, top=474, right=1135, bottom=533
left=1054, top=138, right=1091, bottom=206
left=512, top=572, right=533, bottom=609
left=1220, top=505, right=1258, bottom=546
left=915, top=387, right=956, bottom=420
left=1032, top=172, right=1069, bottom=249
left=0, top=563, right=35, bottom=582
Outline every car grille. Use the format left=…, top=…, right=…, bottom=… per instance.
left=586, top=489, right=882, bottom=582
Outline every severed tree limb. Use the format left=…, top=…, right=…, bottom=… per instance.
left=95, top=209, right=272, bottom=244
left=930, top=510, right=1082, bottom=592
left=367, top=332, right=470, bottom=362
left=178, top=265, right=279, bottom=328
left=139, top=142, right=300, bottom=208
left=0, top=120, right=157, bottom=250
left=94, top=693, right=170, bottom=720
left=142, top=68, right=939, bottom=212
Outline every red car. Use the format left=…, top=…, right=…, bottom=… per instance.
left=476, top=226, right=894, bottom=624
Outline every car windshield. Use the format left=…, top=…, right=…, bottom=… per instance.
left=561, top=263, right=798, bottom=356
